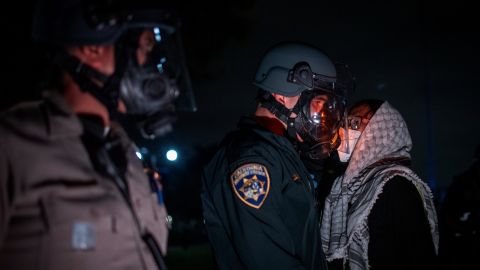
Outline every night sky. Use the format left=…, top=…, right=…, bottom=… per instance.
left=172, top=0, right=480, bottom=195
left=2, top=0, right=479, bottom=199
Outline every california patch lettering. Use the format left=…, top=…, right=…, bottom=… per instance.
left=231, top=163, right=270, bottom=209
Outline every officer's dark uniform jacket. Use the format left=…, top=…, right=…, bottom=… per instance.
left=202, top=116, right=327, bottom=270
left=0, top=91, right=168, bottom=270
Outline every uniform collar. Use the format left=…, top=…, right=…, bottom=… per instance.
left=254, top=116, right=286, bottom=136
left=238, top=115, right=297, bottom=153
left=42, top=90, right=84, bottom=139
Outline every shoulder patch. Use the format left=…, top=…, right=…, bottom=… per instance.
left=231, top=163, right=270, bottom=209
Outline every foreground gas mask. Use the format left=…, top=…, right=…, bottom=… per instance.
left=118, top=25, right=196, bottom=138
left=49, top=6, right=196, bottom=139
left=117, top=21, right=196, bottom=138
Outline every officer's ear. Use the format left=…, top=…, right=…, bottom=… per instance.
left=271, top=93, right=287, bottom=106
left=271, top=93, right=299, bottom=110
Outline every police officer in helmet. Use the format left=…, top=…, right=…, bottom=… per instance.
left=0, top=0, right=194, bottom=269
left=201, top=42, right=353, bottom=269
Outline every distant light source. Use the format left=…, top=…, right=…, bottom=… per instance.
left=166, top=149, right=178, bottom=161
left=153, top=27, right=162, bottom=42
left=135, top=151, right=143, bottom=160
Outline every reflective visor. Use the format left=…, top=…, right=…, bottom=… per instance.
left=299, top=90, right=346, bottom=143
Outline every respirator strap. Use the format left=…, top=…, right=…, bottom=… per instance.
left=286, top=99, right=303, bottom=139
left=261, top=94, right=295, bottom=139
left=54, top=51, right=119, bottom=114
left=259, top=93, right=290, bottom=122
left=260, top=91, right=307, bottom=141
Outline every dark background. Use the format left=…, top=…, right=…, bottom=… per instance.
left=1, top=0, right=479, bottom=268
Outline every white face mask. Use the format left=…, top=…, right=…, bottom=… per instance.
left=337, top=127, right=362, bottom=162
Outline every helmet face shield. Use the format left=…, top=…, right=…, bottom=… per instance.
left=296, top=89, right=346, bottom=146
left=117, top=22, right=196, bottom=138
left=289, top=61, right=354, bottom=158
left=287, top=62, right=355, bottom=98
left=33, top=1, right=196, bottom=139
left=119, top=26, right=196, bottom=116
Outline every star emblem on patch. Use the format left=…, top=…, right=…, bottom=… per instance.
left=239, top=175, right=266, bottom=201
left=231, top=163, right=270, bottom=209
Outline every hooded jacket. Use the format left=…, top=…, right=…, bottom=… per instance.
left=320, top=102, right=438, bottom=270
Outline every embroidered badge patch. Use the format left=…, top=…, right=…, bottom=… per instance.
left=231, top=163, right=270, bottom=209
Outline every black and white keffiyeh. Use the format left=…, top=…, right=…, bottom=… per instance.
left=320, top=102, right=439, bottom=270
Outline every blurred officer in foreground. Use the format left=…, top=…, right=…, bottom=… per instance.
left=0, top=0, right=195, bottom=269
left=201, top=42, right=353, bottom=269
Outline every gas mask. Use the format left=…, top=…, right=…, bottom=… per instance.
left=50, top=7, right=196, bottom=139
left=118, top=26, right=196, bottom=139
left=286, top=62, right=353, bottom=159
left=293, top=89, right=346, bottom=159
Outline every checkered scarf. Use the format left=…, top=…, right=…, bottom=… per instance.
left=320, top=102, right=439, bottom=270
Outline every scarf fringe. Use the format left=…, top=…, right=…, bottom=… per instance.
left=321, top=165, right=439, bottom=270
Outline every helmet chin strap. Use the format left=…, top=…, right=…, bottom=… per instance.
left=260, top=91, right=339, bottom=160
left=53, top=45, right=129, bottom=118
left=259, top=91, right=301, bottom=140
